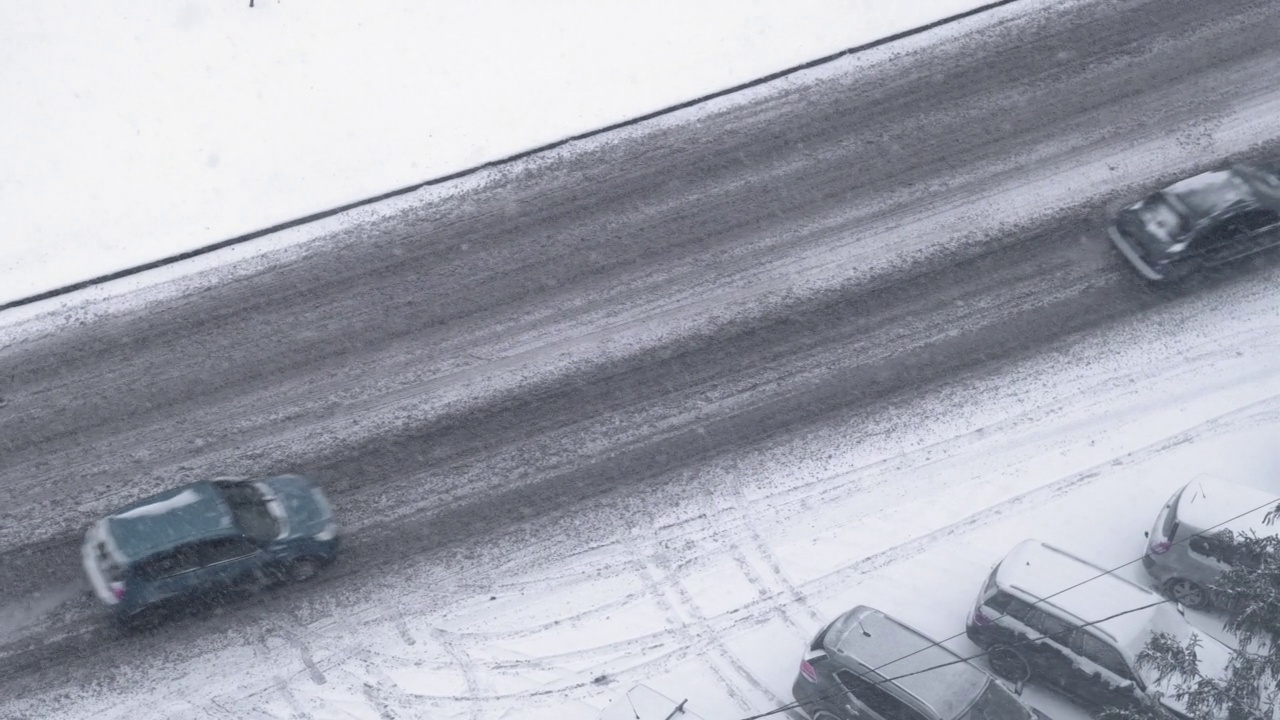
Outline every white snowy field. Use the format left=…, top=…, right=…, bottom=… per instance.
left=0, top=0, right=994, bottom=306
left=8, top=235, right=1280, bottom=718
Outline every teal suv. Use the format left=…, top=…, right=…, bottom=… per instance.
left=81, top=475, right=339, bottom=625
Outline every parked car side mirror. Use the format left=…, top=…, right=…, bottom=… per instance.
left=1013, top=680, right=1024, bottom=696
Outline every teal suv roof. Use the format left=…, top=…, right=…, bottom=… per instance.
left=106, top=481, right=237, bottom=560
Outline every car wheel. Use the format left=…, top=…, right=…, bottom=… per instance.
left=988, top=645, right=1032, bottom=684
left=1165, top=578, right=1210, bottom=610
left=288, top=557, right=322, bottom=583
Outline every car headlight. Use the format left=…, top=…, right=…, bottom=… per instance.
left=314, top=522, right=338, bottom=542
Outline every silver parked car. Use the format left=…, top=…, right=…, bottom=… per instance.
left=1142, top=476, right=1280, bottom=610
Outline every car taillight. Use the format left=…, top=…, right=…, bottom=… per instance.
left=1150, top=540, right=1172, bottom=555
left=973, top=608, right=993, bottom=626
left=800, top=660, right=818, bottom=683
left=109, top=581, right=126, bottom=600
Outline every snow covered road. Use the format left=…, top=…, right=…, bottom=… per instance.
left=7, top=217, right=1280, bottom=719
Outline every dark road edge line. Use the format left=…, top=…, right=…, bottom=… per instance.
left=0, top=0, right=1025, bottom=313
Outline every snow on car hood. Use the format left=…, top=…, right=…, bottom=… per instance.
left=261, top=475, right=332, bottom=538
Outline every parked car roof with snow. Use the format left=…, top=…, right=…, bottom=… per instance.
left=991, top=539, right=1162, bottom=651
left=829, top=606, right=994, bottom=718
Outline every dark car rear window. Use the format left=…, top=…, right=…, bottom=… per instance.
left=837, top=670, right=929, bottom=720
left=1002, top=597, right=1074, bottom=640
left=983, top=589, right=1012, bottom=614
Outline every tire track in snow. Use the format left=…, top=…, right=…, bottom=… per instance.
left=342, top=644, right=433, bottom=719
left=390, top=611, right=417, bottom=647
left=383, top=391, right=1280, bottom=712
left=356, top=661, right=409, bottom=720
left=631, top=517, right=796, bottom=714
left=631, top=544, right=757, bottom=713
left=66, top=393, right=1280, bottom=720
left=212, top=697, right=278, bottom=720
left=787, top=393, right=1280, bottom=599
left=710, top=487, right=823, bottom=637
left=728, top=547, right=813, bottom=638
left=431, top=627, right=485, bottom=720
left=273, top=678, right=314, bottom=720
left=273, top=626, right=326, bottom=686
left=418, top=474, right=932, bottom=655
left=360, top=682, right=398, bottom=720
left=21, top=390, right=1280, bottom=720
left=445, top=327, right=1135, bottom=607
left=730, top=480, right=827, bottom=628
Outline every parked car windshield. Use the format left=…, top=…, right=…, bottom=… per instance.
left=215, top=481, right=281, bottom=543
left=1137, top=197, right=1190, bottom=244
left=955, top=680, right=1029, bottom=720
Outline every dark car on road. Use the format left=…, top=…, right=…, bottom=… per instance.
left=793, top=605, right=1050, bottom=720
left=81, top=475, right=339, bottom=625
left=1108, top=162, right=1280, bottom=280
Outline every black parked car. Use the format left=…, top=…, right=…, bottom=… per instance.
left=793, top=605, right=1050, bottom=720
left=1108, top=162, right=1280, bottom=280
